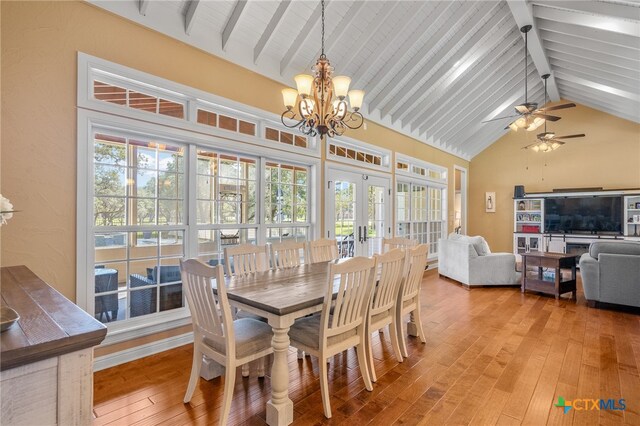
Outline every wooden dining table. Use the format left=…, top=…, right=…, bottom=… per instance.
left=220, top=260, right=420, bottom=425
left=223, top=261, right=333, bottom=426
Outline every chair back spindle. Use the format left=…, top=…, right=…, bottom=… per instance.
left=309, top=239, right=339, bottom=264
left=180, top=260, right=233, bottom=351
left=271, top=240, right=306, bottom=269
left=370, top=249, right=405, bottom=317
left=401, top=244, right=429, bottom=302
left=322, top=257, right=376, bottom=339
left=224, top=244, right=269, bottom=276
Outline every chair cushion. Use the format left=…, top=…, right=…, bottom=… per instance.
left=289, top=314, right=358, bottom=350
left=204, top=318, right=273, bottom=359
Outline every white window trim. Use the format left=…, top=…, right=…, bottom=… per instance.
left=77, top=108, right=320, bottom=343
left=78, top=52, right=320, bottom=159
left=395, top=153, right=448, bottom=185
left=325, top=135, right=392, bottom=173
left=394, top=179, right=448, bottom=261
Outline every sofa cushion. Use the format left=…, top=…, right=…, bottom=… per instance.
left=589, top=241, right=640, bottom=259
left=468, top=236, right=490, bottom=256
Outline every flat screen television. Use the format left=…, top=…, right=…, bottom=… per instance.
left=544, top=196, right=623, bottom=234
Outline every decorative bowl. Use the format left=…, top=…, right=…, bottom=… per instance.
left=0, top=306, right=20, bottom=332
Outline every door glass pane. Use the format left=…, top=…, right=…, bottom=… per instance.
left=334, top=180, right=356, bottom=258
left=367, top=185, right=385, bottom=256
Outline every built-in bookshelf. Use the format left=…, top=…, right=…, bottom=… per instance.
left=624, top=195, right=640, bottom=239
left=513, top=198, right=544, bottom=257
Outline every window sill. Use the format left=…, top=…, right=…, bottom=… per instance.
left=99, top=308, right=191, bottom=347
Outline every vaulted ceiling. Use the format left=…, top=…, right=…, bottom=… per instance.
left=91, top=0, right=640, bottom=160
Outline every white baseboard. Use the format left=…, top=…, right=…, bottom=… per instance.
left=93, top=332, right=194, bottom=372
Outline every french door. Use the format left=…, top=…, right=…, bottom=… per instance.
left=326, top=167, right=391, bottom=257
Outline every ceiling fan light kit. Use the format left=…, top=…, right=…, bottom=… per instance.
left=280, top=0, right=364, bottom=138
left=483, top=26, right=576, bottom=134
left=524, top=75, right=586, bottom=153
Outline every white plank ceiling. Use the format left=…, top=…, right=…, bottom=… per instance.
left=90, top=0, right=640, bottom=159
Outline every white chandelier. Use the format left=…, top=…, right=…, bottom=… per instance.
left=281, top=0, right=364, bottom=138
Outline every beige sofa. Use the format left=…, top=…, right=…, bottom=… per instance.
left=438, top=234, right=521, bottom=286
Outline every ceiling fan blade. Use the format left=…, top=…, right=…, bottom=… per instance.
left=554, top=134, right=585, bottom=139
left=515, top=105, right=529, bottom=114
left=539, top=103, right=576, bottom=112
left=482, top=114, right=519, bottom=123
left=532, top=113, right=561, bottom=121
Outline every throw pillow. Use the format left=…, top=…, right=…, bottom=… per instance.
left=468, top=236, right=489, bottom=256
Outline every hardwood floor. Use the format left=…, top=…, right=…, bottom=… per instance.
left=93, top=270, right=640, bottom=425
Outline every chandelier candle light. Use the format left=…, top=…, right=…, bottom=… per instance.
left=281, top=0, right=364, bottom=138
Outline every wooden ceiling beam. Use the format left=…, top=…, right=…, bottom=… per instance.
left=349, top=2, right=431, bottom=89
left=533, top=3, right=640, bottom=37
left=254, top=1, right=291, bottom=64
left=507, top=0, right=561, bottom=101
left=392, top=6, right=512, bottom=126
left=358, top=1, right=453, bottom=108
left=279, top=1, right=325, bottom=75
left=367, top=1, right=473, bottom=112
left=339, top=2, right=401, bottom=74
left=138, top=0, right=150, bottom=16
left=184, top=0, right=201, bottom=35
left=222, top=0, right=248, bottom=51
left=555, top=71, right=640, bottom=102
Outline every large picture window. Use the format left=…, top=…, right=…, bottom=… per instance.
left=395, top=181, right=446, bottom=258
left=93, top=132, right=186, bottom=323
left=264, top=162, right=310, bottom=243
left=89, top=128, right=314, bottom=326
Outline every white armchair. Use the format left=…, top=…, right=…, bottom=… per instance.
left=438, top=234, right=521, bottom=286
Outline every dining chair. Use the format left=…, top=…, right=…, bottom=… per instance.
left=382, top=237, right=417, bottom=251
left=288, top=256, right=377, bottom=418
left=396, top=244, right=429, bottom=358
left=365, top=248, right=405, bottom=382
left=223, top=243, right=269, bottom=277
left=180, top=260, right=273, bottom=426
left=270, top=240, right=306, bottom=269
left=308, top=238, right=339, bottom=263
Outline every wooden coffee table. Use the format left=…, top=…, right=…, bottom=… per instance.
left=521, top=251, right=577, bottom=300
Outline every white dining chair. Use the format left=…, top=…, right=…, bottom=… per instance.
left=308, top=238, right=339, bottom=264
left=382, top=237, right=417, bottom=252
left=223, top=243, right=269, bottom=277
left=365, top=248, right=405, bottom=382
left=180, top=260, right=273, bottom=426
left=270, top=240, right=306, bottom=269
left=396, top=244, right=429, bottom=358
left=288, top=256, right=376, bottom=418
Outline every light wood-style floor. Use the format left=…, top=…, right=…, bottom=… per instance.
left=93, top=270, right=640, bottom=425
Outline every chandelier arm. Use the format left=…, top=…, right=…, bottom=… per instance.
left=342, top=111, right=364, bottom=130
left=281, top=109, right=307, bottom=129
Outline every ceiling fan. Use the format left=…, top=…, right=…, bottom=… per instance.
left=523, top=74, right=585, bottom=152
left=482, top=25, right=576, bottom=132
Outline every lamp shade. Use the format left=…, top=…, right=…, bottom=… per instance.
left=294, top=74, right=314, bottom=97
left=332, top=76, right=351, bottom=98
left=526, top=117, right=545, bottom=131
left=281, top=88, right=298, bottom=108
left=508, top=122, right=519, bottom=132
left=348, top=89, right=365, bottom=110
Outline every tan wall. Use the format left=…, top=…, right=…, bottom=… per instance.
left=468, top=102, right=640, bottom=253
left=1, top=2, right=466, bottom=300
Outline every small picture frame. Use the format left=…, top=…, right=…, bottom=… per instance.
left=635, top=202, right=640, bottom=209
left=485, top=192, right=496, bottom=213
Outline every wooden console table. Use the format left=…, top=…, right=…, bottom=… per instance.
left=520, top=251, right=577, bottom=300
left=1, top=266, right=107, bottom=425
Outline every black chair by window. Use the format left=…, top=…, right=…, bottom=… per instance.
left=94, top=268, right=118, bottom=322
left=130, top=265, right=183, bottom=317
